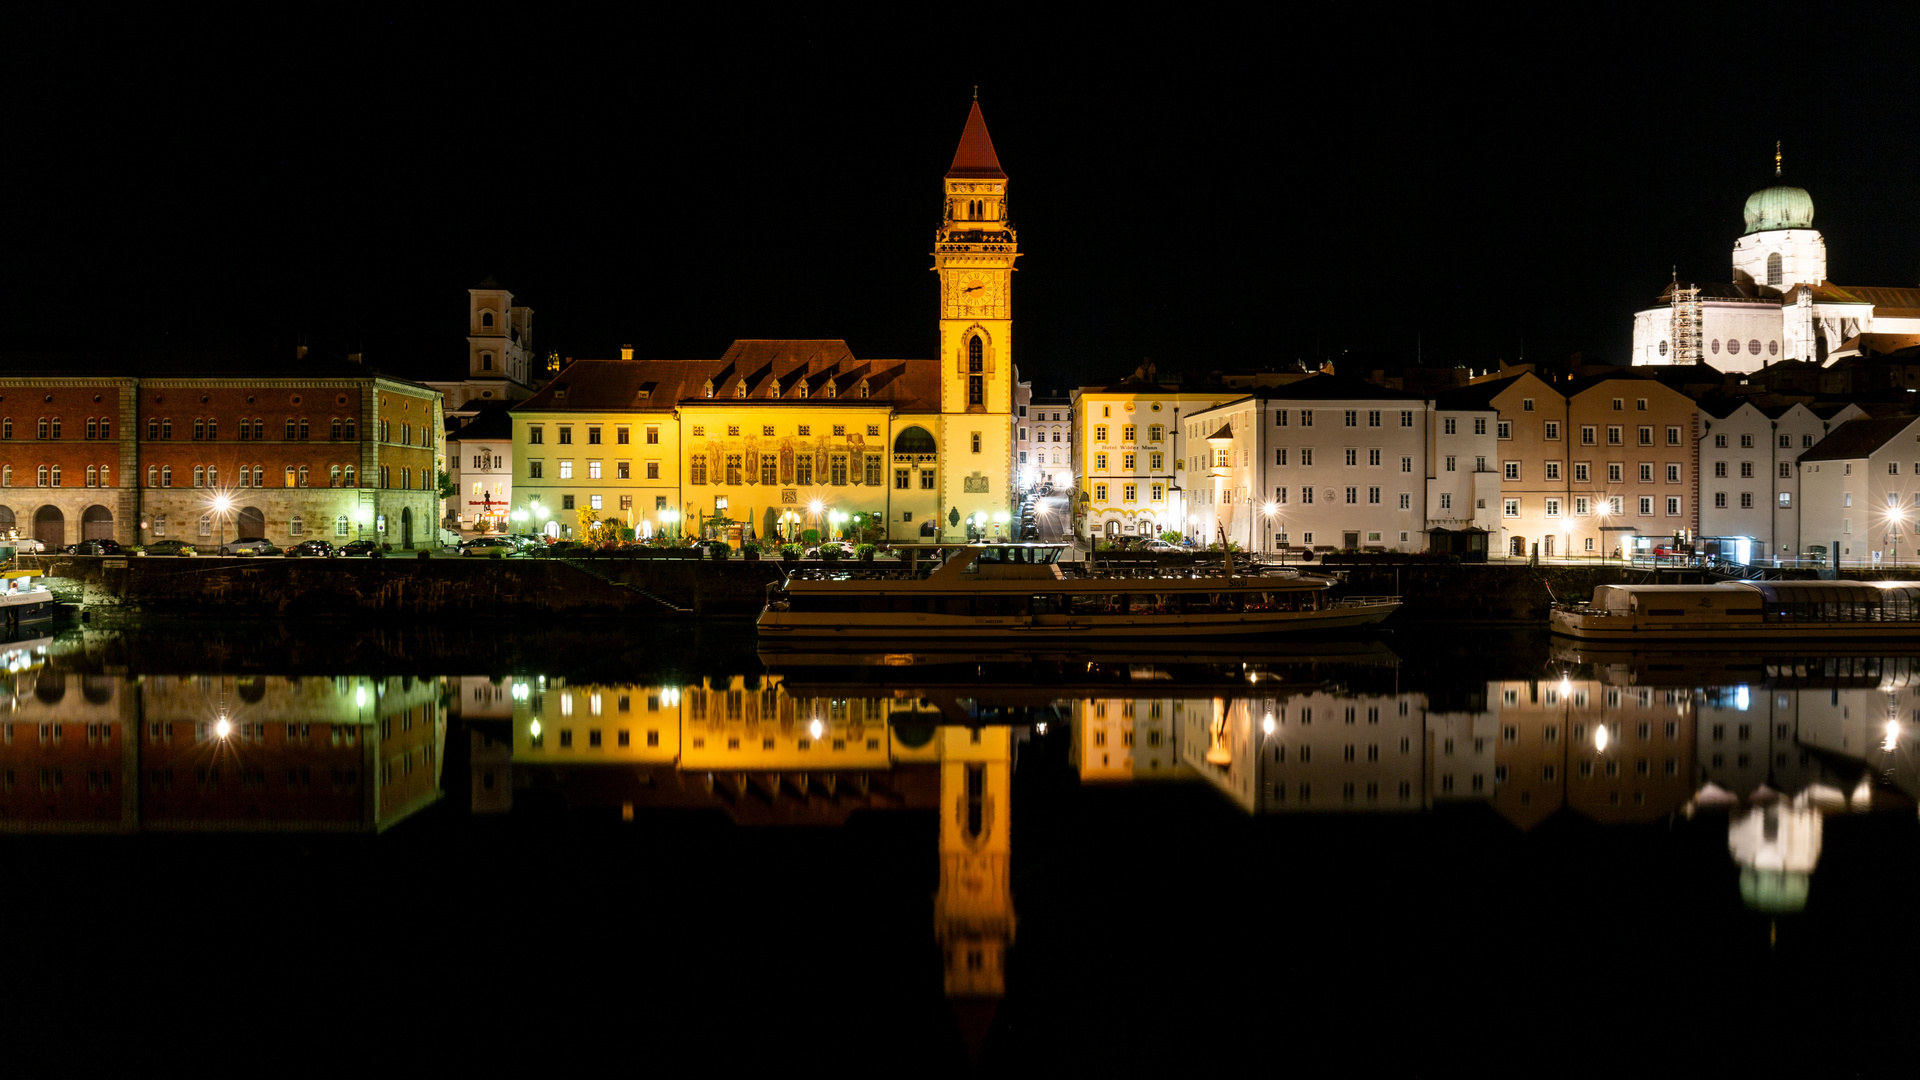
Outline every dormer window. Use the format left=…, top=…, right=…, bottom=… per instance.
left=769, top=379, right=782, bottom=398
left=859, top=379, right=870, bottom=399
left=797, top=382, right=808, bottom=400
left=704, top=379, right=714, bottom=399
left=736, top=380, right=748, bottom=399
left=824, top=380, right=837, bottom=399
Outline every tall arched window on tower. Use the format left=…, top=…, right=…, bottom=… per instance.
left=1767, top=252, right=1783, bottom=287
left=481, top=312, right=494, bottom=328
left=481, top=353, right=493, bottom=371
left=968, top=337, right=983, bottom=373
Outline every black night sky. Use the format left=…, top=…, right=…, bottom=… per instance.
left=5, top=11, right=1917, bottom=390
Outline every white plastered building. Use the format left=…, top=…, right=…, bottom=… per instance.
left=1631, top=156, right=1920, bottom=372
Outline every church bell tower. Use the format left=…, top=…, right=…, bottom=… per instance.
left=934, top=95, right=1019, bottom=539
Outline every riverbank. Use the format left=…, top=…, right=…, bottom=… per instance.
left=17, top=552, right=1920, bottom=625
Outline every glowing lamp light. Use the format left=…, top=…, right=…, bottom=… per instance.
left=809, top=719, right=824, bottom=740
left=212, top=494, right=232, bottom=515
left=1262, top=501, right=1278, bottom=517
left=1885, top=719, right=1900, bottom=753
left=355, top=686, right=367, bottom=708
left=529, top=719, right=542, bottom=738
left=1262, top=713, right=1276, bottom=736
left=809, top=500, right=824, bottom=515
left=214, top=717, right=232, bottom=739
left=1559, top=675, right=1572, bottom=698
left=1594, top=724, right=1610, bottom=752
left=1035, top=722, right=1048, bottom=735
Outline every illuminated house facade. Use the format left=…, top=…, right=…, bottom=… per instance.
left=508, top=102, right=1023, bottom=542
left=0, top=364, right=444, bottom=550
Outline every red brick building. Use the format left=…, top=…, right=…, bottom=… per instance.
left=0, top=357, right=443, bottom=549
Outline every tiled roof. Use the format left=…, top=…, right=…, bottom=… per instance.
left=947, top=101, right=1007, bottom=179
left=513, top=343, right=942, bottom=414
left=1205, top=422, right=1234, bottom=441
left=1251, top=372, right=1427, bottom=402
left=1799, top=416, right=1920, bottom=462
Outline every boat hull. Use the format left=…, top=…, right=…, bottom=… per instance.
left=758, top=603, right=1398, bottom=638
left=0, top=594, right=55, bottom=626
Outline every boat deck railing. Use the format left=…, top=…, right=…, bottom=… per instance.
left=1330, top=595, right=1401, bottom=609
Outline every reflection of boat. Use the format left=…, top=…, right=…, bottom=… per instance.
left=0, top=570, right=56, bottom=626
left=1549, top=580, right=1920, bottom=640
left=759, top=636, right=1402, bottom=671
left=1551, top=638, right=1920, bottom=688
left=758, top=543, right=1398, bottom=639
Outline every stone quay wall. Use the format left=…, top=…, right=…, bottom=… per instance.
left=19, top=552, right=1909, bottom=626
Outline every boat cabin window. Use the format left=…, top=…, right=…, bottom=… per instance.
left=966, top=544, right=1060, bottom=567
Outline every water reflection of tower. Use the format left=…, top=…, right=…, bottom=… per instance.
left=934, top=724, right=1015, bottom=1012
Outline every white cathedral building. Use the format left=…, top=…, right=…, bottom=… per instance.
left=1630, top=151, right=1920, bottom=372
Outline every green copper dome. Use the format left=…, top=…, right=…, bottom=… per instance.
left=1743, top=178, right=1814, bottom=234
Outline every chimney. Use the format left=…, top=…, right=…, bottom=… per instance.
left=620, top=344, right=634, bottom=361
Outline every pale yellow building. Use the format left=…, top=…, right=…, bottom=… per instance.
left=1070, top=375, right=1235, bottom=542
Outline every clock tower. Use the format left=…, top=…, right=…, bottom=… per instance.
left=934, top=96, right=1019, bottom=539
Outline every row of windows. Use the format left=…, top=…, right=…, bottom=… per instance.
left=1504, top=496, right=1684, bottom=517
left=1266, top=448, right=1415, bottom=471
left=527, top=460, right=654, bottom=481
left=1264, top=410, right=1419, bottom=430
left=1712, top=433, right=1814, bottom=450
left=0, top=464, right=112, bottom=488
left=139, top=417, right=365, bottom=442
left=1091, top=424, right=1166, bottom=443
left=528, top=424, right=654, bottom=445
left=1, top=417, right=112, bottom=440
left=1504, top=461, right=1687, bottom=484
left=141, top=464, right=362, bottom=489
left=1089, top=482, right=1168, bottom=503
left=1267, top=487, right=1408, bottom=509
left=687, top=452, right=887, bottom=487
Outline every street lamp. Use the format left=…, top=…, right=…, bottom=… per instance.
left=660, top=509, right=679, bottom=541
left=1261, top=500, right=1278, bottom=558
left=210, top=493, right=232, bottom=554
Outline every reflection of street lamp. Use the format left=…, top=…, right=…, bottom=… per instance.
left=1261, top=500, right=1278, bottom=556
left=808, top=499, right=824, bottom=538
left=1594, top=499, right=1610, bottom=561
left=660, top=509, right=680, bottom=540
left=781, top=510, right=800, bottom=541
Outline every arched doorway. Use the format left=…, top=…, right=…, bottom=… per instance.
left=33, top=505, right=64, bottom=549
left=1510, top=536, right=1525, bottom=557
left=82, top=504, right=114, bottom=541
left=236, top=506, right=266, bottom=540
left=1104, top=519, right=1120, bottom=539
left=0, top=505, right=15, bottom=539
left=401, top=507, right=414, bottom=548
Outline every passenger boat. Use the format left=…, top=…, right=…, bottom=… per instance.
left=1548, top=580, right=1920, bottom=641
left=0, top=570, right=56, bottom=627
left=756, top=543, right=1399, bottom=639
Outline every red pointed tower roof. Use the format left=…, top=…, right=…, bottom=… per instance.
left=946, top=100, right=1007, bottom=179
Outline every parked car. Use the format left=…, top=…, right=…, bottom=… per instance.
left=221, top=539, right=282, bottom=556
left=64, top=539, right=124, bottom=555
left=1142, top=539, right=1179, bottom=552
left=287, top=540, right=336, bottom=558
left=337, top=540, right=382, bottom=557
left=144, top=540, right=197, bottom=556
left=461, top=537, right=516, bottom=556
left=8, top=537, right=45, bottom=553
left=805, top=541, right=856, bottom=559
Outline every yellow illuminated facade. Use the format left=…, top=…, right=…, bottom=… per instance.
left=1072, top=383, right=1232, bottom=542
left=511, top=101, right=1024, bottom=543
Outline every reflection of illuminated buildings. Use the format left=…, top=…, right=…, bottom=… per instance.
left=0, top=672, right=444, bottom=832
left=1072, top=695, right=1185, bottom=782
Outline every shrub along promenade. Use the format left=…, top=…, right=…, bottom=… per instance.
left=19, top=548, right=1913, bottom=626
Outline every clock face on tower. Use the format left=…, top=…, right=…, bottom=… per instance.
left=959, top=273, right=989, bottom=306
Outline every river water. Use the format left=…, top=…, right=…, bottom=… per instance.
left=2, top=621, right=1913, bottom=1072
